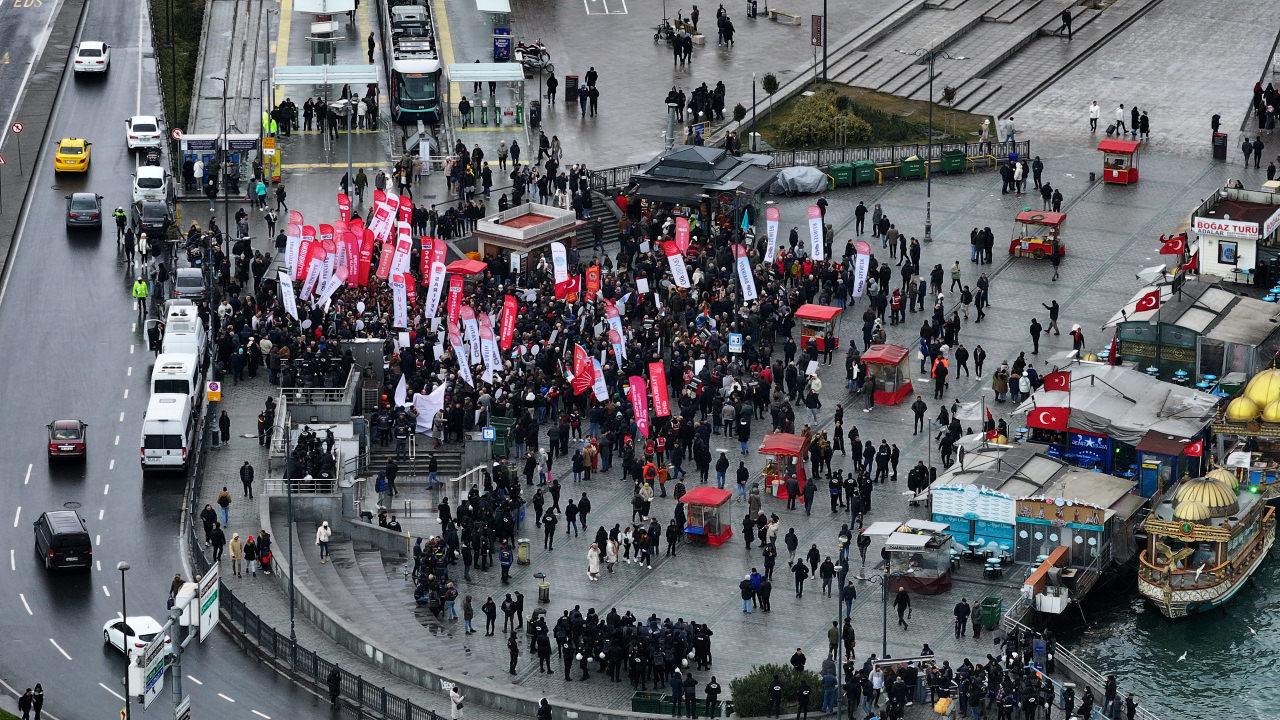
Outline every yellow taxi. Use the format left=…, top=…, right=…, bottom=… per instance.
left=53, top=138, right=92, bottom=173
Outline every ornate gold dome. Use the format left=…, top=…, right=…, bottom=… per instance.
left=1174, top=477, right=1239, bottom=518
left=1244, top=368, right=1280, bottom=407
left=1206, top=468, right=1241, bottom=492
left=1080, top=352, right=1098, bottom=362
left=1226, top=397, right=1261, bottom=422
left=1172, top=499, right=1211, bottom=522
left=1264, top=400, right=1280, bottom=424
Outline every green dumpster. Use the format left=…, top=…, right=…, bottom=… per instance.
left=491, top=416, right=516, bottom=457
left=980, top=596, right=1003, bottom=629
left=941, top=148, right=967, bottom=174
left=852, top=160, right=876, bottom=185
left=828, top=162, right=854, bottom=188
left=631, top=692, right=665, bottom=713
left=900, top=155, right=924, bottom=179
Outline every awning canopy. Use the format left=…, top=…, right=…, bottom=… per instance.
left=274, top=65, right=378, bottom=87
left=295, top=0, right=355, bottom=11
left=1015, top=210, right=1066, bottom=227
left=445, top=63, right=526, bottom=83
left=1097, top=139, right=1142, bottom=154
left=862, top=344, right=909, bottom=365
left=795, top=304, right=842, bottom=322
left=447, top=259, right=488, bottom=275
left=681, top=486, right=732, bottom=506
left=760, top=432, right=808, bottom=457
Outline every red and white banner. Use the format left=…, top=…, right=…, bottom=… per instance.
left=1134, top=289, right=1161, bottom=312
left=449, top=323, right=474, bottom=388
left=499, top=294, right=518, bottom=350
left=550, top=241, right=568, bottom=284
left=1158, top=234, right=1186, bottom=256
left=341, top=231, right=360, bottom=283
left=572, top=344, right=594, bottom=395
left=446, top=275, right=464, bottom=326
left=663, top=241, right=690, bottom=288
left=285, top=223, right=303, bottom=275
left=337, top=193, right=351, bottom=222
left=1026, top=405, right=1070, bottom=432
left=478, top=312, right=499, bottom=383
left=375, top=240, right=395, bottom=280
left=584, top=265, right=601, bottom=297
left=358, top=228, right=374, bottom=287
left=397, top=198, right=414, bottom=225
left=390, top=273, right=409, bottom=327
left=278, top=269, right=299, bottom=320
left=296, top=225, right=317, bottom=281
left=674, top=216, right=691, bottom=255
left=807, top=204, right=824, bottom=261
left=316, top=271, right=344, bottom=309
left=629, top=375, right=650, bottom=438
left=368, top=192, right=400, bottom=242
left=460, top=305, right=482, bottom=366
left=649, top=361, right=670, bottom=417
left=391, top=233, right=413, bottom=276
left=554, top=274, right=581, bottom=301
left=609, top=329, right=625, bottom=368
left=424, top=265, right=448, bottom=319
left=765, top=206, right=780, bottom=262
left=1183, top=438, right=1204, bottom=457
left=852, top=241, right=871, bottom=298
left=1042, top=371, right=1071, bottom=392
left=604, top=301, right=625, bottom=360
left=734, top=244, right=757, bottom=301
left=300, top=258, right=323, bottom=300
left=288, top=210, right=303, bottom=226
left=591, top=358, right=609, bottom=402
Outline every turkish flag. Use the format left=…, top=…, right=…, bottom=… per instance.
left=1107, top=334, right=1121, bottom=366
left=1028, top=406, right=1070, bottom=432
left=1042, top=371, right=1071, bottom=392
left=1134, top=289, right=1161, bottom=312
left=1183, top=250, right=1199, bottom=273
left=1159, top=234, right=1186, bottom=255
left=1183, top=438, right=1204, bottom=457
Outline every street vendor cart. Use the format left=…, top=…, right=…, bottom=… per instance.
left=1008, top=210, right=1066, bottom=259
left=795, top=303, right=842, bottom=352
left=759, top=432, right=810, bottom=499
left=862, top=519, right=955, bottom=595
left=1098, top=138, right=1141, bottom=185
left=862, top=344, right=913, bottom=405
left=681, top=486, right=733, bottom=546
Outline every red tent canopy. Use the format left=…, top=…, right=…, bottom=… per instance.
left=681, top=487, right=733, bottom=507
left=1014, top=211, right=1066, bottom=227
left=760, top=432, right=809, bottom=457
left=1097, top=139, right=1141, bottom=154
left=795, top=304, right=843, bottom=323
left=861, top=343, right=909, bottom=365
left=446, top=259, right=489, bottom=275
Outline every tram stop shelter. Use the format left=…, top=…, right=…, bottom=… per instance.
left=680, top=487, right=733, bottom=546
left=445, top=63, right=528, bottom=132
left=1098, top=139, right=1141, bottom=185
left=759, top=432, right=810, bottom=500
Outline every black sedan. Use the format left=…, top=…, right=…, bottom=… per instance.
left=65, top=192, right=103, bottom=229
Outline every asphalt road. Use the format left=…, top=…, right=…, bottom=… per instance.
left=0, top=1, right=337, bottom=718
left=0, top=0, right=58, bottom=152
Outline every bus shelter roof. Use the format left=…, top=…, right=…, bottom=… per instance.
left=274, top=65, right=378, bottom=87
left=445, top=63, right=526, bottom=83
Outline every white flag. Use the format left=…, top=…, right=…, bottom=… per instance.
left=278, top=269, right=299, bottom=320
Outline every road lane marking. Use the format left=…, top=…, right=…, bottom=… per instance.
left=186, top=675, right=203, bottom=685
left=13, top=506, right=19, bottom=527
left=119, top=411, right=125, bottom=422
left=9, top=549, right=14, bottom=571
left=123, top=388, right=129, bottom=399
left=130, top=344, right=135, bottom=354
left=114, top=434, right=120, bottom=445
left=252, top=711, right=271, bottom=719
left=109, top=459, right=116, bottom=471
left=104, top=484, right=110, bottom=495
left=19, top=593, right=31, bottom=615
left=96, top=560, right=102, bottom=571
left=136, top=0, right=145, bottom=115
left=217, top=693, right=236, bottom=703
left=127, top=366, right=132, bottom=376
left=95, top=534, right=101, bottom=546
left=98, top=508, right=104, bottom=521
left=102, top=585, right=110, bottom=597
left=24, top=463, right=31, bottom=485
left=49, top=638, right=71, bottom=660
left=99, top=683, right=125, bottom=701
left=0, top=0, right=58, bottom=151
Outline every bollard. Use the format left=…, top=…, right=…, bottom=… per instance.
left=494, top=100, right=502, bottom=126
left=480, top=100, right=488, bottom=125
left=515, top=104, right=524, bottom=125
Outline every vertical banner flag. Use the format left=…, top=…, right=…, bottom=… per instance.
left=368, top=192, right=400, bottom=242
left=373, top=189, right=386, bottom=206
left=591, top=359, right=609, bottom=402
left=608, top=330, right=625, bottom=367
left=605, top=301, right=626, bottom=361
left=663, top=241, right=691, bottom=288
left=499, top=294, right=518, bottom=350
left=734, top=244, right=758, bottom=301
left=358, top=228, right=374, bottom=287
left=807, top=204, right=824, bottom=261
left=852, top=241, right=871, bottom=298
left=337, top=193, right=351, bottom=222
left=375, top=240, right=396, bottom=280
left=420, top=236, right=436, bottom=280
left=424, top=266, right=448, bottom=319
left=550, top=241, right=568, bottom=284
left=447, top=275, right=465, bottom=326
left=674, top=217, right=691, bottom=255
left=478, top=313, right=499, bottom=384
left=449, top=323, right=474, bottom=387
left=317, top=272, right=345, bottom=310
left=300, top=258, right=323, bottom=300
left=398, top=198, right=414, bottom=225
left=649, top=361, right=670, bottom=417
left=296, top=225, right=317, bottom=280
left=571, top=344, right=594, bottom=395
left=629, top=375, right=650, bottom=438
left=765, top=206, right=780, bottom=262
left=341, top=231, right=360, bottom=282
left=460, top=305, right=482, bottom=365
left=391, top=230, right=412, bottom=275
left=585, top=265, right=601, bottom=296
left=278, top=269, right=299, bottom=320
left=288, top=210, right=303, bottom=226
left=390, top=273, right=409, bottom=328
left=286, top=223, right=303, bottom=274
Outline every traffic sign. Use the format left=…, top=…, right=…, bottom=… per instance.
left=206, top=380, right=222, bottom=402
left=481, top=425, right=496, bottom=441
left=171, top=128, right=184, bottom=140
left=9, top=121, right=22, bottom=134
left=728, top=333, right=744, bottom=353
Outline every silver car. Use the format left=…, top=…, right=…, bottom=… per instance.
left=172, top=268, right=205, bottom=300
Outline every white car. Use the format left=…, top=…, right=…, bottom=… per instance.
left=72, top=41, right=110, bottom=74
left=132, top=166, right=171, bottom=204
left=103, top=615, right=167, bottom=656
left=126, top=115, right=162, bottom=150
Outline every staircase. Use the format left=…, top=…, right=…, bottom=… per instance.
left=365, top=443, right=464, bottom=478
left=572, top=192, right=623, bottom=252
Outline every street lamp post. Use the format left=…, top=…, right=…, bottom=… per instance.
left=880, top=563, right=890, bottom=658
left=751, top=73, right=757, bottom=153
left=285, top=419, right=296, bottom=643
left=117, top=561, right=131, bottom=720
left=895, top=47, right=966, bottom=243
left=833, top=563, right=847, bottom=720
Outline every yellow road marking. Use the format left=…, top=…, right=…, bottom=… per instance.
left=429, top=0, right=459, bottom=102
left=273, top=0, right=292, bottom=105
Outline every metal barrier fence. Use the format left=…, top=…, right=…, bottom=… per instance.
left=221, top=590, right=446, bottom=720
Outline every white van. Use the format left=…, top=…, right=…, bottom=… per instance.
left=150, top=353, right=201, bottom=407
left=161, top=302, right=207, bottom=358
left=140, top=394, right=193, bottom=471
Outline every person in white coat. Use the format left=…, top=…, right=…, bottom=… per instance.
left=1088, top=100, right=1100, bottom=133
left=587, top=543, right=601, bottom=581
left=449, top=686, right=464, bottom=720
left=316, top=521, right=332, bottom=563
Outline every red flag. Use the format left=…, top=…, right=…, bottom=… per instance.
left=1108, top=334, right=1121, bottom=366
left=674, top=216, right=691, bottom=255
left=649, top=361, right=670, bottom=417
left=554, top=275, right=581, bottom=301
left=499, top=295, right=518, bottom=351
left=572, top=344, right=594, bottom=395
left=373, top=189, right=386, bottom=206
left=337, top=193, right=351, bottom=222
left=629, top=376, right=650, bottom=438
left=1042, top=371, right=1071, bottom=392
left=358, top=228, right=374, bottom=287
left=398, top=198, right=414, bottom=224
left=1183, top=250, right=1199, bottom=273
left=1134, top=289, right=1161, bottom=312
left=584, top=265, right=601, bottom=296
left=446, top=275, right=465, bottom=326
left=1159, top=234, right=1186, bottom=256
left=1027, top=406, right=1070, bottom=432
left=1183, top=438, right=1204, bottom=457
left=420, top=236, right=435, bottom=280
left=375, top=240, right=396, bottom=280
left=984, top=407, right=998, bottom=439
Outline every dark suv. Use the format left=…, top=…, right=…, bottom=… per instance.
left=33, top=510, right=92, bottom=571
left=132, top=200, right=173, bottom=239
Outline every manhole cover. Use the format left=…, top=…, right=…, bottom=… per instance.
left=63, top=501, right=82, bottom=510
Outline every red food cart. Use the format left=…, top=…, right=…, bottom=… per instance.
left=862, top=344, right=913, bottom=405
left=1008, top=210, right=1066, bottom=259
left=1097, top=138, right=1141, bottom=185
left=795, top=304, right=842, bottom=352
left=681, top=486, right=733, bottom=546
left=759, top=432, right=810, bottom=499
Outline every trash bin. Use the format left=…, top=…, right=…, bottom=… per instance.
left=1213, top=132, right=1228, bottom=161
left=941, top=148, right=967, bottom=174
left=980, top=596, right=1003, bottom=629
left=535, top=571, right=550, bottom=603
left=517, top=538, right=530, bottom=565
left=631, top=691, right=665, bottom=713
left=900, top=155, right=925, bottom=179
left=564, top=75, right=579, bottom=105
left=828, top=162, right=854, bottom=188
left=528, top=100, right=541, bottom=128
left=853, top=159, right=876, bottom=185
